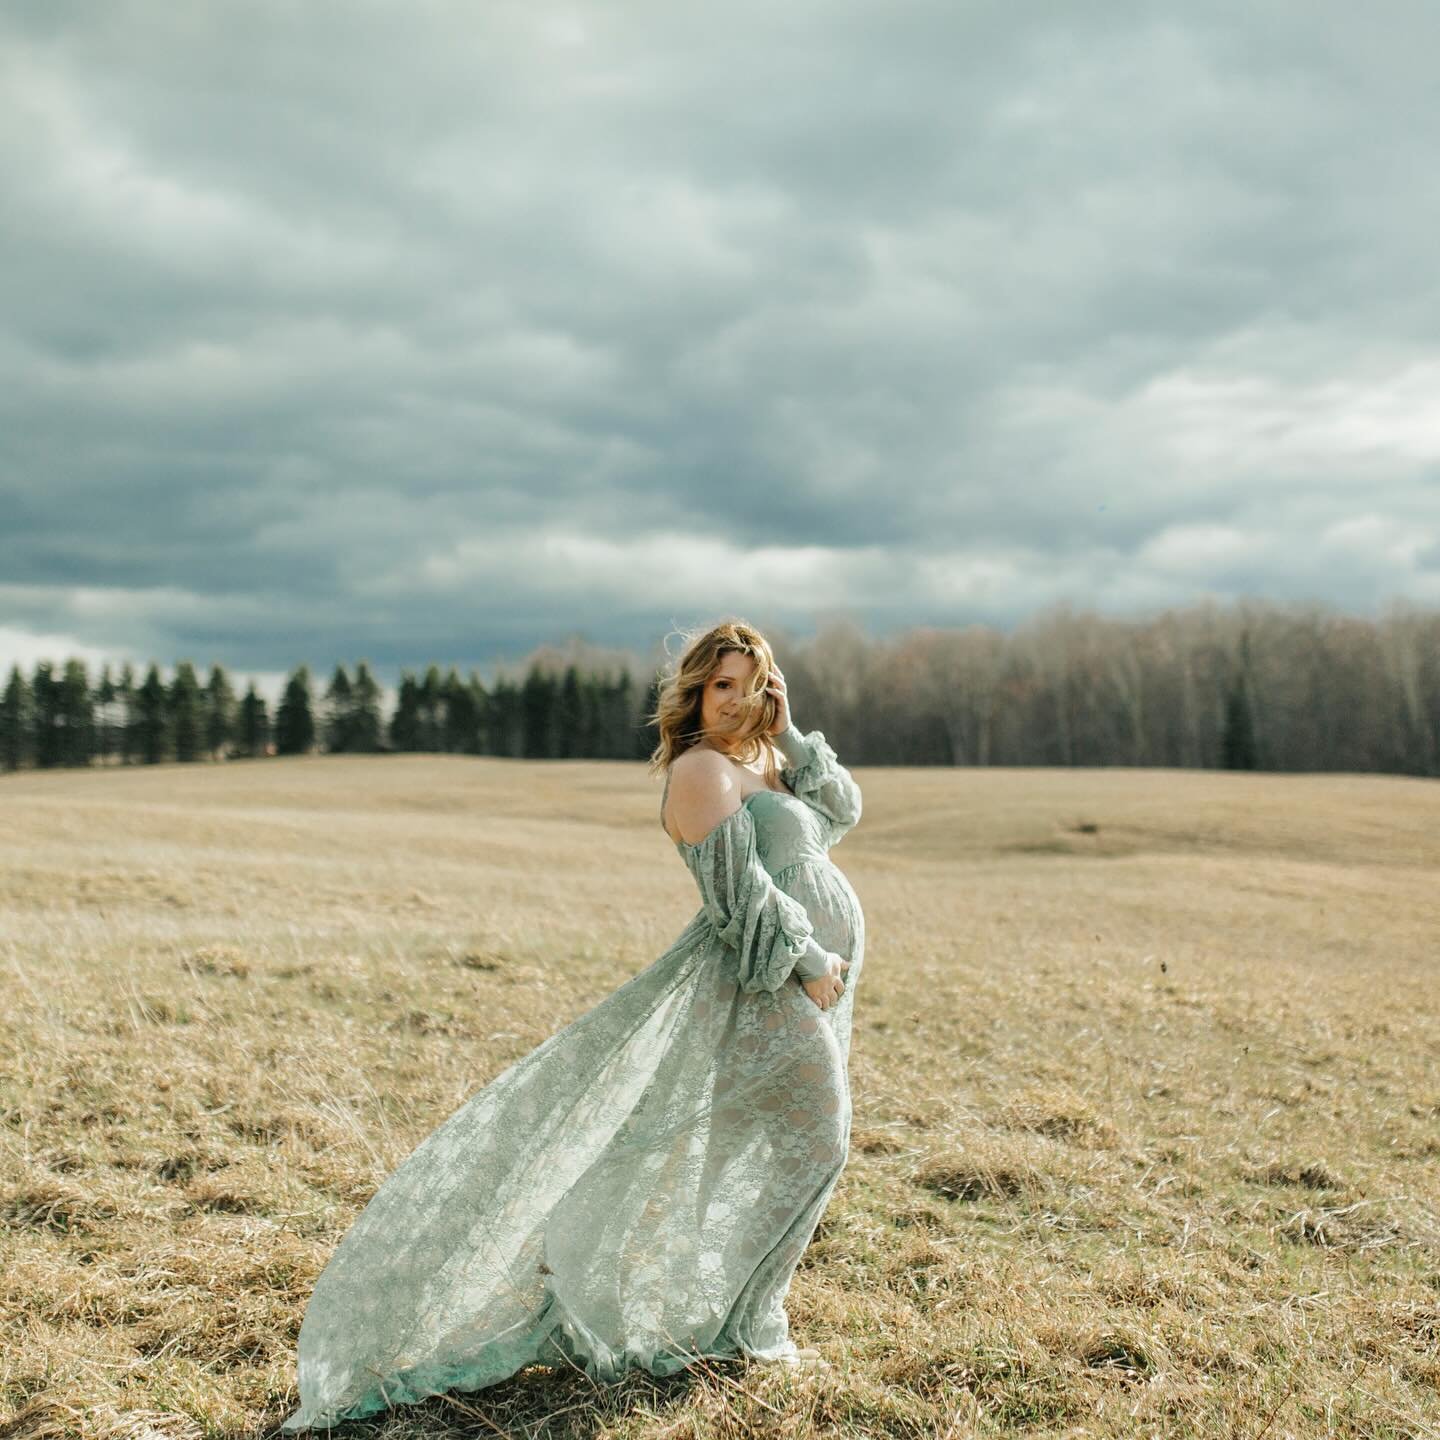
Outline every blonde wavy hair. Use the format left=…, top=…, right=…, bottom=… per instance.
left=647, top=619, right=783, bottom=785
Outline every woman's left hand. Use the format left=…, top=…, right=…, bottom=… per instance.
left=764, top=665, right=791, bottom=736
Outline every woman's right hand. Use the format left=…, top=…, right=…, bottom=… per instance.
left=802, top=953, right=851, bottom=1010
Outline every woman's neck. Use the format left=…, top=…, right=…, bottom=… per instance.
left=700, top=738, right=775, bottom=776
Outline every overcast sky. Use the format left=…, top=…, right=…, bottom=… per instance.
left=3, top=0, right=1438, bottom=693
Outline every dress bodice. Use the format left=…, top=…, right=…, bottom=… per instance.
left=735, top=787, right=830, bottom=873
left=663, top=777, right=831, bottom=876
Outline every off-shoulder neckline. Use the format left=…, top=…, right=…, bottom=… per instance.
left=671, top=786, right=802, bottom=851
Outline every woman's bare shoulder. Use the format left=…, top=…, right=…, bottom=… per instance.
left=668, top=747, right=741, bottom=845
left=670, top=744, right=727, bottom=776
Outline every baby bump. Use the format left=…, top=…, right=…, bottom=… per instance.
left=777, top=862, right=862, bottom=964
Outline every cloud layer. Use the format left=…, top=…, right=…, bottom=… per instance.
left=3, top=0, right=1437, bottom=683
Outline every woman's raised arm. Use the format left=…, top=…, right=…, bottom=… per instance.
left=773, top=723, right=862, bottom=847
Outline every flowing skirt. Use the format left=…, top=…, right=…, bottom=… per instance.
left=283, top=860, right=864, bottom=1430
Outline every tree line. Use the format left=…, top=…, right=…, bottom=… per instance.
left=2, top=600, right=1437, bottom=776
left=790, top=600, right=1439, bottom=776
left=0, top=659, right=652, bottom=769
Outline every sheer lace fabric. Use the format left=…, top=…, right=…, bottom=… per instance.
left=282, top=728, right=864, bottom=1430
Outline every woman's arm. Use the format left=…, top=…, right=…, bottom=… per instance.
left=773, top=722, right=863, bottom=846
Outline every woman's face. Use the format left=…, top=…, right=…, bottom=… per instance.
left=699, top=650, right=769, bottom=748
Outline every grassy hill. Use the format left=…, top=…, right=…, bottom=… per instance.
left=2, top=757, right=1437, bottom=1438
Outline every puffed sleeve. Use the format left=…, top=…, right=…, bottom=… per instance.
left=773, top=722, right=863, bottom=847
left=685, top=806, right=833, bottom=992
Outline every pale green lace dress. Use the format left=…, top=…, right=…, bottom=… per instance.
left=282, top=723, right=864, bottom=1430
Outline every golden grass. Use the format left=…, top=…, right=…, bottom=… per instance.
left=1, top=756, right=1437, bottom=1439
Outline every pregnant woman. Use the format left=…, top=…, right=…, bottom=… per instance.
left=283, top=619, right=865, bottom=1429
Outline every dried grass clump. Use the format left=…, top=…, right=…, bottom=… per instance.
left=851, top=1127, right=905, bottom=1155
left=386, top=1006, right=477, bottom=1037
left=154, top=1151, right=220, bottom=1184
left=1272, top=1201, right=1407, bottom=1253
left=0, top=1401, right=205, bottom=1440
left=1, top=1181, right=120, bottom=1235
left=454, top=949, right=506, bottom=971
left=914, top=1157, right=1040, bottom=1204
left=1247, top=1159, right=1345, bottom=1191
left=180, top=945, right=251, bottom=979
left=995, top=1085, right=1120, bottom=1148
left=1073, top=1327, right=1159, bottom=1378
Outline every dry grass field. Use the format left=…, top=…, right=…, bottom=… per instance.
left=2, top=756, right=1437, bottom=1440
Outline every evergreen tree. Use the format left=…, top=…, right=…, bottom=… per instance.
left=598, top=672, right=628, bottom=758
left=555, top=665, right=583, bottom=758
left=466, top=672, right=490, bottom=755
left=351, top=661, right=383, bottom=752
left=237, top=684, right=271, bottom=757
left=205, top=664, right=236, bottom=759
left=117, top=663, right=139, bottom=764
left=485, top=674, right=520, bottom=756
left=1221, top=681, right=1258, bottom=770
left=440, top=666, right=477, bottom=752
left=1222, top=629, right=1259, bottom=771
left=419, top=664, right=443, bottom=751
left=1, top=665, right=31, bottom=770
left=389, top=671, right=422, bottom=751
left=520, top=663, right=557, bottom=759
left=633, top=670, right=658, bottom=759
left=58, top=659, right=94, bottom=766
left=135, top=664, right=168, bottom=764
left=324, top=665, right=354, bottom=753
left=95, top=664, right=118, bottom=765
left=578, top=673, right=605, bottom=758
left=275, top=665, right=315, bottom=756
left=169, top=661, right=204, bottom=762
left=31, top=662, right=62, bottom=768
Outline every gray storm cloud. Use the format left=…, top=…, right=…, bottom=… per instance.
left=2, top=0, right=1437, bottom=680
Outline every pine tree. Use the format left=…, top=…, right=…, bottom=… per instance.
left=31, top=662, right=62, bottom=767
left=440, top=666, right=476, bottom=752
left=594, top=672, right=625, bottom=759
left=632, top=670, right=657, bottom=759
left=485, top=674, right=520, bottom=756
left=555, top=665, right=583, bottom=758
left=170, top=661, right=203, bottom=762
left=275, top=666, right=315, bottom=756
left=95, top=664, right=118, bottom=765
left=205, top=664, right=236, bottom=760
left=520, top=663, right=557, bottom=759
left=56, top=659, right=94, bottom=766
left=1222, top=629, right=1259, bottom=771
left=419, top=664, right=443, bottom=751
left=1, top=665, right=31, bottom=770
left=389, top=672, right=422, bottom=751
left=465, top=671, right=489, bottom=755
left=117, top=663, right=139, bottom=764
left=237, top=684, right=270, bottom=757
left=136, top=664, right=168, bottom=764
left=579, top=673, right=604, bottom=758
left=351, top=662, right=383, bottom=752
left=324, top=665, right=354, bottom=753
left=1221, top=681, right=1257, bottom=770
